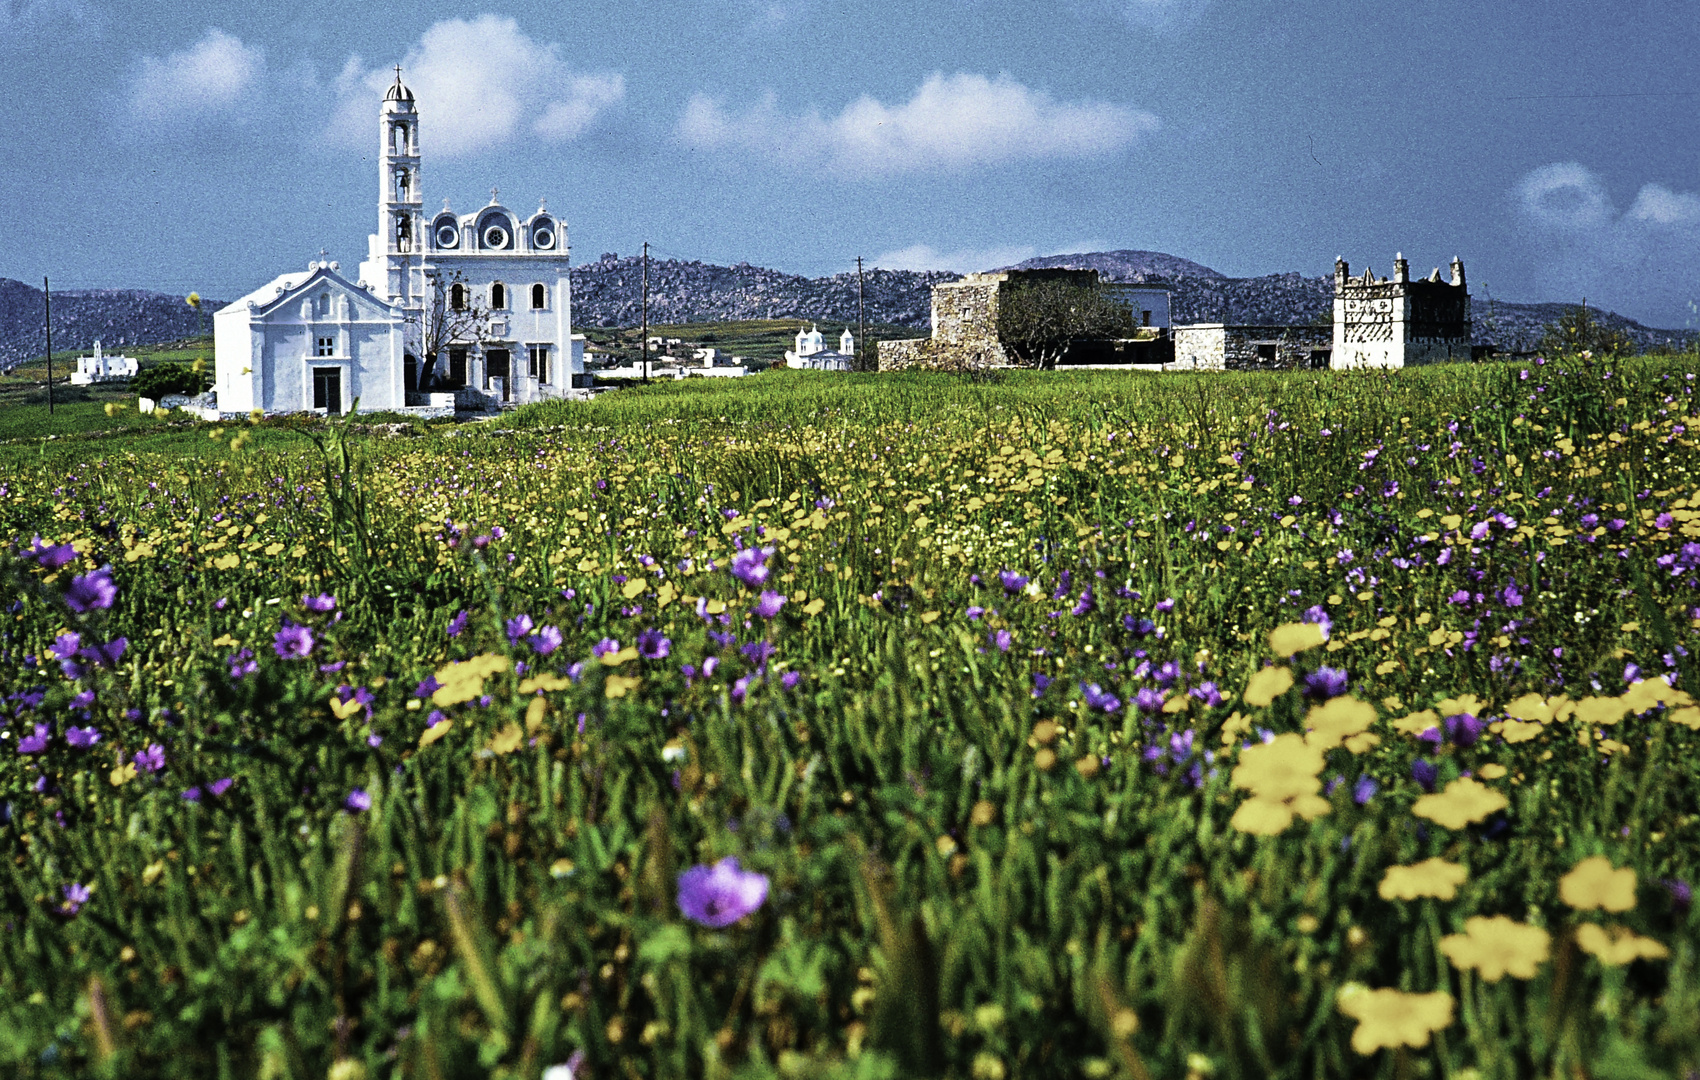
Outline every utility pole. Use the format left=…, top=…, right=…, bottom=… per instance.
left=856, top=256, right=866, bottom=372
left=641, top=241, right=649, bottom=384
left=43, top=276, right=53, bottom=415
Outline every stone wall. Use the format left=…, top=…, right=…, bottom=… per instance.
left=1172, top=325, right=1330, bottom=371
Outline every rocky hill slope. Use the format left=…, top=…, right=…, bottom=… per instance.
left=4, top=251, right=1693, bottom=366
left=0, top=279, right=217, bottom=371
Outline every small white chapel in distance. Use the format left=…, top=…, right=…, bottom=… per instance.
left=784, top=323, right=855, bottom=371
left=215, top=70, right=587, bottom=417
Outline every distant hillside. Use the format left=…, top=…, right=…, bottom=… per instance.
left=1007, top=255, right=1697, bottom=353
left=0, top=279, right=217, bottom=371
left=567, top=257, right=954, bottom=329
left=5, top=251, right=1694, bottom=364
left=1010, top=249, right=1226, bottom=282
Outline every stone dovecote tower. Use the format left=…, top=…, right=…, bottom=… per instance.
left=1331, top=253, right=1471, bottom=369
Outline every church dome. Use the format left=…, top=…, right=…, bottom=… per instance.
left=384, top=77, right=415, bottom=103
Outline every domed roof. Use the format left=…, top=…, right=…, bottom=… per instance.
left=384, top=69, right=415, bottom=103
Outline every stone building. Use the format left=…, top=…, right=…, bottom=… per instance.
left=1331, top=254, right=1470, bottom=369
left=880, top=268, right=1168, bottom=371
left=1171, top=324, right=1332, bottom=371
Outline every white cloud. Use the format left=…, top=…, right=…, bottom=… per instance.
left=132, top=29, right=263, bottom=121
left=329, top=16, right=623, bottom=157
left=871, top=243, right=1041, bottom=274
left=1515, top=161, right=1700, bottom=327
left=681, top=72, right=1158, bottom=174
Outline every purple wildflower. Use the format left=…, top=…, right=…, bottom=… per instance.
left=730, top=546, right=774, bottom=588
left=592, top=638, right=620, bottom=658
left=273, top=622, right=316, bottom=660
left=676, top=857, right=770, bottom=928
left=181, top=787, right=202, bottom=802
left=209, top=777, right=234, bottom=796
left=1135, top=687, right=1166, bottom=714
left=447, top=610, right=470, bottom=637
left=27, top=536, right=78, bottom=570
left=58, top=882, right=91, bottom=916
left=17, top=723, right=50, bottom=754
left=998, top=569, right=1028, bottom=594
left=530, top=625, right=563, bottom=655
left=1353, top=775, right=1378, bottom=805
left=64, top=569, right=117, bottom=612
left=344, top=788, right=371, bottom=812
left=991, top=629, right=1012, bottom=652
left=1301, top=666, right=1349, bottom=701
left=731, top=676, right=751, bottom=703
left=50, top=632, right=81, bottom=660
left=1081, top=682, right=1121, bottom=713
left=1662, top=878, right=1692, bottom=912
left=302, top=593, right=337, bottom=613
left=134, top=744, right=165, bottom=773
left=637, top=629, right=671, bottom=660
left=1444, top=713, right=1484, bottom=748
left=505, top=614, right=535, bottom=645
left=781, top=670, right=801, bottom=690
left=1123, top=615, right=1156, bottom=638
left=752, top=590, right=786, bottom=618
left=1302, top=605, right=1332, bottom=639
left=65, top=726, right=101, bottom=748
left=1411, top=759, right=1438, bottom=793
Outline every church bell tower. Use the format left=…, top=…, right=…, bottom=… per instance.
left=375, top=68, right=420, bottom=303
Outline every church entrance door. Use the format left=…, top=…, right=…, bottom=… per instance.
left=313, top=367, right=342, bottom=414
left=487, top=349, right=511, bottom=401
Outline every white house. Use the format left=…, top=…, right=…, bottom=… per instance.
left=785, top=323, right=855, bottom=371
left=214, top=261, right=417, bottom=416
left=70, top=341, right=138, bottom=385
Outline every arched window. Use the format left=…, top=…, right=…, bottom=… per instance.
left=491, top=282, right=507, bottom=310
left=531, top=283, right=546, bottom=309
left=315, top=293, right=331, bottom=316
left=450, top=283, right=466, bottom=311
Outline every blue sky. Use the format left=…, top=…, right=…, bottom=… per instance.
left=2, top=0, right=1697, bottom=326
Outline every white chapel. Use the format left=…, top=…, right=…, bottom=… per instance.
left=784, top=323, right=855, bottom=371
left=215, top=70, right=587, bottom=417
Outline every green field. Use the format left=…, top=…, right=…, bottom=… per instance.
left=2, top=358, right=1699, bottom=1079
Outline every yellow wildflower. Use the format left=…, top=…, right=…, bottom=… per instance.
left=1232, top=734, right=1324, bottom=801
left=1622, top=678, right=1692, bottom=713
left=419, top=719, right=454, bottom=747
left=1670, top=706, right=1700, bottom=729
left=1336, top=986, right=1454, bottom=1054
left=1558, top=856, right=1636, bottom=912
left=1573, top=696, right=1628, bottom=726
left=1378, top=858, right=1468, bottom=901
left=1478, top=763, right=1507, bottom=780
left=1504, top=693, right=1573, bottom=723
left=432, top=653, right=509, bottom=707
left=1411, top=777, right=1508, bottom=830
left=1229, top=794, right=1330, bottom=835
left=1574, top=924, right=1670, bottom=965
left=1268, top=622, right=1326, bottom=658
left=1243, top=666, right=1293, bottom=707
left=1305, top=696, right=1377, bottom=751
left=1392, top=709, right=1440, bottom=737
left=605, top=674, right=641, bottom=699
left=1439, top=916, right=1551, bottom=980
left=1435, top=694, right=1483, bottom=717
left=485, top=723, right=524, bottom=755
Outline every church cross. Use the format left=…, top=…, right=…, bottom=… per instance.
left=490, top=186, right=499, bottom=204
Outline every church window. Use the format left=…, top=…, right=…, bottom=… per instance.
left=448, top=347, right=468, bottom=388
left=315, top=293, right=331, bottom=316
left=450, top=283, right=466, bottom=311
left=531, top=283, right=547, bottom=309
left=316, top=336, right=336, bottom=357
left=528, top=344, right=550, bottom=383
left=491, top=282, right=507, bottom=310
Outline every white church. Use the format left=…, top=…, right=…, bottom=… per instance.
left=214, top=70, right=587, bottom=417
left=784, top=323, right=855, bottom=371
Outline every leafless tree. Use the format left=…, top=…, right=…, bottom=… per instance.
left=410, top=269, right=492, bottom=389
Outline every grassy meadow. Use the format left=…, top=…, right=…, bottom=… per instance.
left=2, top=356, right=1699, bottom=1079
